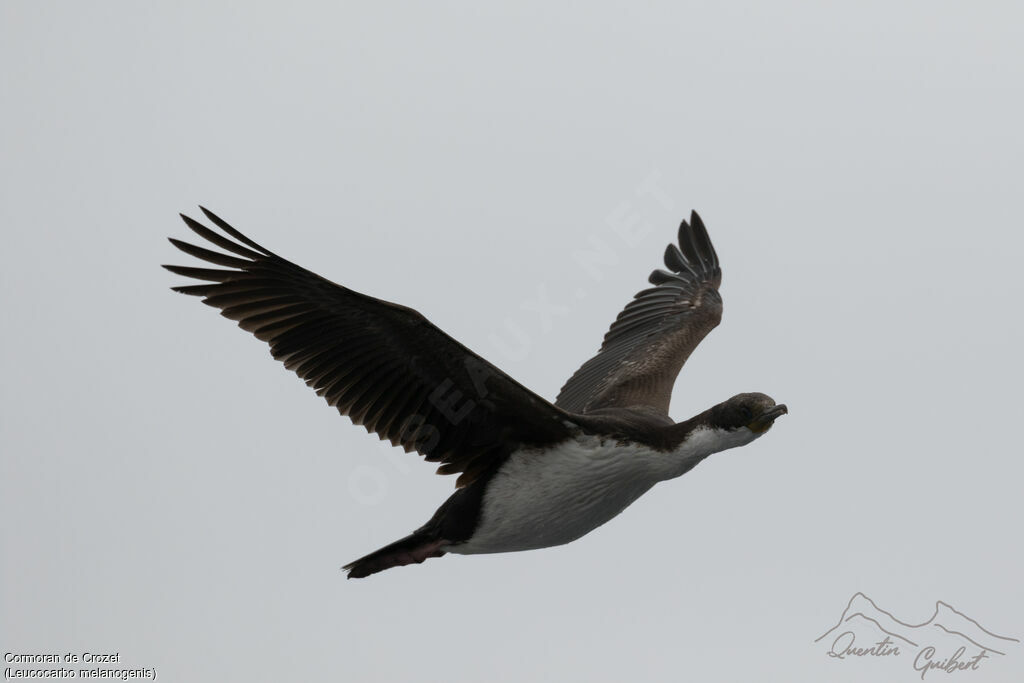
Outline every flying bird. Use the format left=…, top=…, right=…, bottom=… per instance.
left=165, top=208, right=787, bottom=578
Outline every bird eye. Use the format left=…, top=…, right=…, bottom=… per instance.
left=742, top=406, right=754, bottom=420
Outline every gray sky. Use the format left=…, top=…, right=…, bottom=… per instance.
left=3, top=2, right=1022, bottom=682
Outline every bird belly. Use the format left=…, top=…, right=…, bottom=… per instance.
left=447, top=438, right=662, bottom=555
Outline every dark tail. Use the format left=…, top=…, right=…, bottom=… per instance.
left=343, top=531, right=447, bottom=579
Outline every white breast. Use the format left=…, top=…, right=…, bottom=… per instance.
left=448, top=430, right=728, bottom=556
left=448, top=426, right=760, bottom=556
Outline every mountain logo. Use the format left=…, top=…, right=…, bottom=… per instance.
left=815, top=592, right=1018, bottom=679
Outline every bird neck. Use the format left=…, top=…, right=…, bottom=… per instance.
left=656, top=417, right=757, bottom=480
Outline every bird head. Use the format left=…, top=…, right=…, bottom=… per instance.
left=709, top=392, right=788, bottom=435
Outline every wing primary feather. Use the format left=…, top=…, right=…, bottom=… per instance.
left=162, top=264, right=242, bottom=282
left=171, top=284, right=218, bottom=296
left=198, top=207, right=274, bottom=255
left=168, top=238, right=253, bottom=269
left=676, top=219, right=703, bottom=264
left=180, top=214, right=264, bottom=260
left=689, top=211, right=718, bottom=268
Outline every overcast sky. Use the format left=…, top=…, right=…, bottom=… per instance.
left=3, top=2, right=1023, bottom=682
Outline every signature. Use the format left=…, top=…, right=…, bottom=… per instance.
left=816, top=593, right=1017, bottom=679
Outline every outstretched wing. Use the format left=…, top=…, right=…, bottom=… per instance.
left=165, top=208, right=571, bottom=487
left=555, top=211, right=722, bottom=415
